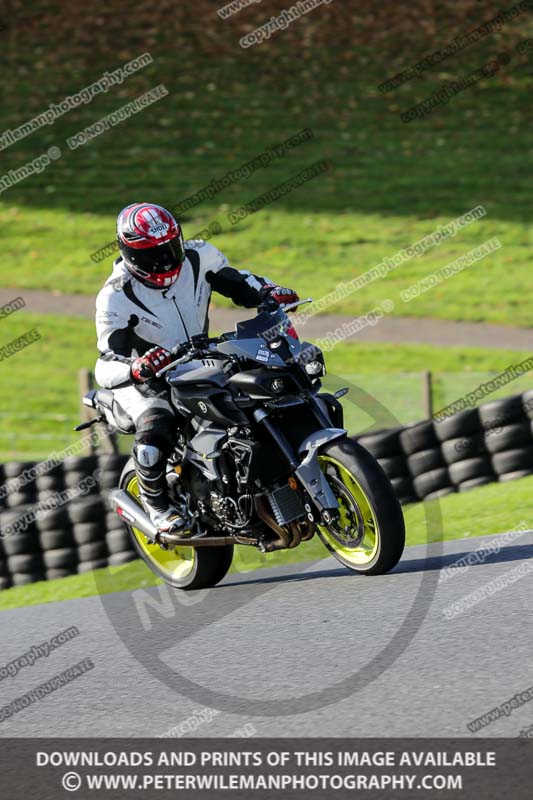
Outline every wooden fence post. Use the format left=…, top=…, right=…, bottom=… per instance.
left=422, top=370, right=433, bottom=419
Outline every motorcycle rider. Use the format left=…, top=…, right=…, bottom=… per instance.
left=95, top=202, right=299, bottom=535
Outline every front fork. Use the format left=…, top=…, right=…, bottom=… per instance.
left=252, top=405, right=346, bottom=521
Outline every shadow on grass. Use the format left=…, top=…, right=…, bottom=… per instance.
left=1, top=34, right=531, bottom=225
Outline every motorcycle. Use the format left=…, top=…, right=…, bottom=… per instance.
left=78, top=298, right=405, bottom=590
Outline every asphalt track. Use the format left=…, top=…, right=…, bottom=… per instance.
left=1, top=530, right=533, bottom=738
left=2, top=287, right=532, bottom=350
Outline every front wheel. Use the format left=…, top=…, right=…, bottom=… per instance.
left=316, top=438, right=405, bottom=575
left=118, top=464, right=234, bottom=590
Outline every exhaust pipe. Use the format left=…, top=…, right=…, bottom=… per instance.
left=109, top=490, right=158, bottom=542
left=109, top=489, right=235, bottom=548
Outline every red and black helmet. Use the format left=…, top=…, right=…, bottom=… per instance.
left=116, top=203, right=185, bottom=289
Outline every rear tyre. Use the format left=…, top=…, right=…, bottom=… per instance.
left=118, top=464, right=234, bottom=590
left=316, top=437, right=405, bottom=575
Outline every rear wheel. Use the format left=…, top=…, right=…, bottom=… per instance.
left=316, top=438, right=405, bottom=575
left=119, top=465, right=234, bottom=590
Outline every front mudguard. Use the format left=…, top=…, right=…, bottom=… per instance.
left=295, top=428, right=346, bottom=513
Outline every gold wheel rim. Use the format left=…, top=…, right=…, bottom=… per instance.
left=317, top=455, right=380, bottom=566
left=126, top=475, right=196, bottom=580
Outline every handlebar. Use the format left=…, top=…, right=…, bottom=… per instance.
left=280, top=297, right=313, bottom=313
left=155, top=338, right=228, bottom=378
left=155, top=298, right=314, bottom=378
left=257, top=297, right=313, bottom=314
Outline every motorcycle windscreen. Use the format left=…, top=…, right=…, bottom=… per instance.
left=235, top=308, right=287, bottom=339
left=217, top=337, right=289, bottom=367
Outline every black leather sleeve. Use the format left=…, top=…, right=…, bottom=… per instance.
left=105, top=314, right=154, bottom=358
left=205, top=267, right=267, bottom=308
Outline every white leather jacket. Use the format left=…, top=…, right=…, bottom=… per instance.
left=95, top=240, right=270, bottom=389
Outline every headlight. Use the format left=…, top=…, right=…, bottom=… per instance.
left=305, top=360, right=324, bottom=376
left=270, top=379, right=285, bottom=394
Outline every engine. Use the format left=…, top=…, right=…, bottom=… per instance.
left=209, top=492, right=247, bottom=527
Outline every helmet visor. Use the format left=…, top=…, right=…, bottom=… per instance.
left=128, top=237, right=185, bottom=274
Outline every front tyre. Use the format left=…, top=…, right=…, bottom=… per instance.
left=118, top=464, right=234, bottom=590
left=316, top=438, right=405, bottom=575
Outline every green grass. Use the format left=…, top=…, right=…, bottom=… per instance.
left=0, top=41, right=531, bottom=326
left=1, top=310, right=531, bottom=457
left=1, top=474, right=532, bottom=611
left=1, top=1, right=531, bottom=626
left=0, top=311, right=531, bottom=459
left=1, top=205, right=529, bottom=328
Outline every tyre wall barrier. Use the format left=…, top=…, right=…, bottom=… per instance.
left=0, top=453, right=134, bottom=590
left=1, top=390, right=532, bottom=589
left=354, top=390, right=533, bottom=503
